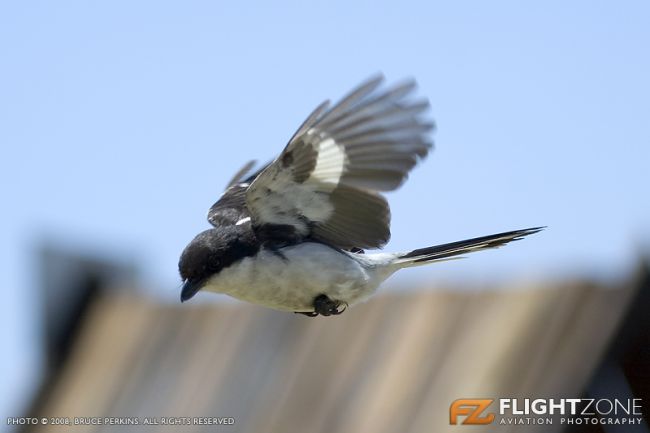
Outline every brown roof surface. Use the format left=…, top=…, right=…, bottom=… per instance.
left=30, top=280, right=636, bottom=433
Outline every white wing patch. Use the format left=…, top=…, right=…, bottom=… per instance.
left=307, top=134, right=347, bottom=188
left=235, top=217, right=251, bottom=225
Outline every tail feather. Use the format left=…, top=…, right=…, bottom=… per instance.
left=396, top=227, right=544, bottom=267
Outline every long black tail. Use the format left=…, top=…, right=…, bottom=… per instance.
left=396, top=227, right=544, bottom=267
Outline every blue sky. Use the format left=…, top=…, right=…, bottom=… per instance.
left=1, top=0, right=649, bottom=424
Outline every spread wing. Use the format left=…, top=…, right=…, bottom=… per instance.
left=246, top=75, right=434, bottom=249
left=224, top=160, right=257, bottom=190
left=207, top=161, right=269, bottom=227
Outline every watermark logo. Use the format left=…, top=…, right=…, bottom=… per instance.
left=449, top=398, right=644, bottom=426
left=449, top=399, right=495, bottom=425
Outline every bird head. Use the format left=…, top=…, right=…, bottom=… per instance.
left=178, top=227, right=258, bottom=302
left=178, top=229, right=229, bottom=302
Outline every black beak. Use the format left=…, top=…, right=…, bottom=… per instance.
left=180, top=279, right=202, bottom=302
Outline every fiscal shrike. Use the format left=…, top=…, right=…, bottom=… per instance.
left=179, top=75, right=542, bottom=316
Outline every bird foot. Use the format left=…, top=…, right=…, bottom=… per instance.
left=295, top=294, right=347, bottom=317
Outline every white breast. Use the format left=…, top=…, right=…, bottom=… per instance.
left=202, top=243, right=392, bottom=312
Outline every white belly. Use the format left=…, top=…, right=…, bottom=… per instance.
left=202, top=243, right=388, bottom=312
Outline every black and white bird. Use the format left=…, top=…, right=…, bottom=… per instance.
left=179, top=75, right=542, bottom=316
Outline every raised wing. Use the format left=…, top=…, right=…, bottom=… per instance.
left=207, top=185, right=249, bottom=227
left=224, top=160, right=257, bottom=190
left=207, top=161, right=269, bottom=227
left=246, top=75, right=433, bottom=249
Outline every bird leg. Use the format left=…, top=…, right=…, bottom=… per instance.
left=315, top=294, right=347, bottom=316
left=295, top=294, right=348, bottom=317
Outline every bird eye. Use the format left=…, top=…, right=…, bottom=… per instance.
left=209, top=257, right=221, bottom=270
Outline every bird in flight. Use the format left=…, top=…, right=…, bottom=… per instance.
left=179, top=75, right=542, bottom=316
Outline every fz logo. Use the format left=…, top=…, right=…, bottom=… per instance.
left=450, top=399, right=495, bottom=425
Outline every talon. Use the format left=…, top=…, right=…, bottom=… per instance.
left=333, top=301, right=348, bottom=315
